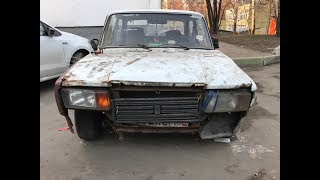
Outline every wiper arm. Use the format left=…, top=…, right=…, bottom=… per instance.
left=100, top=44, right=125, bottom=49
left=137, top=44, right=150, bottom=50
left=157, top=44, right=189, bottom=50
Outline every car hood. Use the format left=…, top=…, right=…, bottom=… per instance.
left=60, top=31, right=89, bottom=42
left=61, top=48, right=257, bottom=91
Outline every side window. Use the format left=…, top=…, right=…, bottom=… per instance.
left=102, top=16, right=117, bottom=45
left=40, top=21, right=62, bottom=36
left=189, top=18, right=211, bottom=48
left=40, top=22, right=46, bottom=36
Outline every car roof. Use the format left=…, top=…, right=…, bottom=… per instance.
left=108, top=9, right=204, bottom=17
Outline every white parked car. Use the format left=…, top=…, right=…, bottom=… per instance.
left=40, top=21, right=94, bottom=82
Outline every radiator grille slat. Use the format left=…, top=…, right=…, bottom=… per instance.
left=113, top=96, right=199, bottom=123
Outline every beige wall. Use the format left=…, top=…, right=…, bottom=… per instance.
left=220, top=4, right=251, bottom=32
left=253, top=3, right=271, bottom=35
left=41, top=0, right=161, bottom=27
left=220, top=1, right=276, bottom=35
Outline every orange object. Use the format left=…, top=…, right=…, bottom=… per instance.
left=269, top=18, right=276, bottom=35
left=96, top=92, right=110, bottom=109
left=58, top=127, right=69, bottom=131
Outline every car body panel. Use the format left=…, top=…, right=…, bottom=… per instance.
left=61, top=48, right=256, bottom=91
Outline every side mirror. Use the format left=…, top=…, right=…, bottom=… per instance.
left=48, top=28, right=56, bottom=36
left=90, top=39, right=99, bottom=51
left=211, top=37, right=219, bottom=49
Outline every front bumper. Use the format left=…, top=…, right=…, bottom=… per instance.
left=54, top=83, right=254, bottom=137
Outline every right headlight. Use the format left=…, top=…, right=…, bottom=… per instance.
left=201, top=90, right=252, bottom=113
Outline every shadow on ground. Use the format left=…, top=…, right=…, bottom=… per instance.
left=40, top=79, right=57, bottom=93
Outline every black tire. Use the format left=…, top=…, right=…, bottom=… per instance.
left=70, top=51, right=87, bottom=67
left=74, top=110, right=103, bottom=141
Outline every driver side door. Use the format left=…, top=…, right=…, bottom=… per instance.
left=40, top=21, right=65, bottom=80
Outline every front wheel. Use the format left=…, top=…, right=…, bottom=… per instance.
left=74, top=110, right=103, bottom=141
left=70, top=51, right=87, bottom=67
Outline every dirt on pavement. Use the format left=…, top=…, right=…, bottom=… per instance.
left=218, top=35, right=280, bottom=53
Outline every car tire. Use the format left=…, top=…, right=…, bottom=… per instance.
left=70, top=51, right=87, bottom=67
left=74, top=110, right=103, bottom=141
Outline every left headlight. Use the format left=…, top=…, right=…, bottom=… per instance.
left=201, top=90, right=252, bottom=113
left=61, top=88, right=110, bottom=110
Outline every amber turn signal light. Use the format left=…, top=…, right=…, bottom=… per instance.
left=96, top=92, right=110, bottom=110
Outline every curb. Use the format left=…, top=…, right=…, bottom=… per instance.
left=233, top=55, right=280, bottom=67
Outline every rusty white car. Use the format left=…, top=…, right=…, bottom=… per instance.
left=40, top=21, right=93, bottom=82
left=54, top=10, right=257, bottom=141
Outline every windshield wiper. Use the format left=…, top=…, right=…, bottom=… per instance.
left=101, top=44, right=150, bottom=50
left=156, top=44, right=189, bottom=50
left=137, top=44, right=150, bottom=50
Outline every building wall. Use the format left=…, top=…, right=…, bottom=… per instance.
left=40, top=0, right=161, bottom=27
left=220, top=4, right=251, bottom=33
left=254, top=3, right=271, bottom=35
left=219, top=1, right=277, bottom=35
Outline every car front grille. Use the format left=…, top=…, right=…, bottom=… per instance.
left=113, top=97, right=199, bottom=123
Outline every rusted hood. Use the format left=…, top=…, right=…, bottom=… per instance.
left=62, top=48, right=257, bottom=91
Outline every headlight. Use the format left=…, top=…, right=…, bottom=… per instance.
left=61, top=88, right=110, bottom=110
left=201, top=90, right=252, bottom=113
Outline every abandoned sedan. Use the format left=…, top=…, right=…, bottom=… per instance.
left=54, top=10, right=257, bottom=141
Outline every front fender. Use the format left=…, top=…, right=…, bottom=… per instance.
left=64, top=43, right=94, bottom=65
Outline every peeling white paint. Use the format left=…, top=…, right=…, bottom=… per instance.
left=62, top=48, right=257, bottom=91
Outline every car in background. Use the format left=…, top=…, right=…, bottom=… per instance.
left=40, top=20, right=93, bottom=82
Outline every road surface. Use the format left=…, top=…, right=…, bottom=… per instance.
left=40, top=64, right=280, bottom=180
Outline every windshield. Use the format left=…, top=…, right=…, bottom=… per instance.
left=100, top=13, right=213, bottom=49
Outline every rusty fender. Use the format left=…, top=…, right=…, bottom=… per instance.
left=54, top=64, right=80, bottom=133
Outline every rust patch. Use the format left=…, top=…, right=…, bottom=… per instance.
left=87, top=66, right=98, bottom=78
left=87, top=61, right=113, bottom=78
left=126, top=57, right=142, bottom=65
left=114, top=126, right=199, bottom=133
left=101, top=80, right=110, bottom=84
left=62, top=75, right=71, bottom=81
left=63, top=80, right=86, bottom=86
left=235, top=83, right=250, bottom=88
